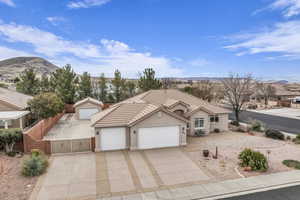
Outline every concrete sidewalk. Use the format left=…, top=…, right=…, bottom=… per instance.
left=101, top=170, right=300, bottom=200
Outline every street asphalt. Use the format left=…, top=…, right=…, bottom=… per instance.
left=221, top=185, right=300, bottom=200
left=229, top=110, right=300, bottom=134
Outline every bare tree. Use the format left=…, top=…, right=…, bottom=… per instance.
left=222, top=73, right=253, bottom=125
left=256, top=82, right=276, bottom=107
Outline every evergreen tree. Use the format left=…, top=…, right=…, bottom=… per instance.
left=111, top=69, right=125, bottom=102
left=98, top=73, right=108, bottom=102
left=124, top=81, right=136, bottom=98
left=39, top=75, right=52, bottom=93
left=78, top=72, right=92, bottom=100
left=51, top=64, right=78, bottom=104
left=16, top=68, right=40, bottom=95
left=138, top=68, right=162, bottom=92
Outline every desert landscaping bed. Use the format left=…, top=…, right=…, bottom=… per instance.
left=0, top=153, right=38, bottom=200
left=184, top=131, right=300, bottom=179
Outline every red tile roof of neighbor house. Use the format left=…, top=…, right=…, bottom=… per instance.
left=91, top=89, right=230, bottom=127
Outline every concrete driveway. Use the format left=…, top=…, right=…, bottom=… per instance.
left=31, top=149, right=210, bottom=200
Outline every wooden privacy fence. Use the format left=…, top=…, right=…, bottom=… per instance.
left=23, top=112, right=65, bottom=154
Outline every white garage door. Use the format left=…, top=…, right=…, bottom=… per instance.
left=138, top=126, right=180, bottom=149
left=79, top=108, right=99, bottom=119
left=100, top=128, right=126, bottom=151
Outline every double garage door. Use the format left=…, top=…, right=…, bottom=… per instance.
left=99, top=126, right=179, bottom=151
left=78, top=108, right=99, bottom=120
left=51, top=138, right=91, bottom=154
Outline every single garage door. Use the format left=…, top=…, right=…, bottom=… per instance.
left=138, top=126, right=180, bottom=149
left=79, top=108, right=99, bottom=120
left=100, top=128, right=126, bottom=151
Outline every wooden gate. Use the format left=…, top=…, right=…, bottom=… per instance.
left=51, top=138, right=91, bottom=154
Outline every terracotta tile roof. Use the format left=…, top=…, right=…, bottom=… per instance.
left=91, top=89, right=230, bottom=128
left=92, top=103, right=153, bottom=127
left=127, top=89, right=230, bottom=114
left=0, top=88, right=32, bottom=110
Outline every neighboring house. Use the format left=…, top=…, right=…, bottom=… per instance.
left=91, top=89, right=230, bottom=151
left=74, top=97, right=103, bottom=120
left=0, top=88, right=32, bottom=129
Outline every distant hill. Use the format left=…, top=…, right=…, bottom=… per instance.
left=0, top=57, right=59, bottom=80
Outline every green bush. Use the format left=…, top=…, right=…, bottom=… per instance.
left=22, top=153, right=48, bottom=177
left=282, top=160, right=300, bottom=170
left=195, top=129, right=206, bottom=137
left=239, top=148, right=268, bottom=171
left=265, top=129, right=284, bottom=140
left=250, top=120, right=264, bottom=132
left=0, top=128, right=23, bottom=153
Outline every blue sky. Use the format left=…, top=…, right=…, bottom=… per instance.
left=0, top=0, right=300, bottom=80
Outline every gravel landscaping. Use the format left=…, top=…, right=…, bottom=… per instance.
left=185, top=131, right=300, bottom=179
left=0, top=154, right=38, bottom=200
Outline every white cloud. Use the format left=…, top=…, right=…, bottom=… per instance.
left=46, top=17, right=66, bottom=26
left=270, top=0, right=300, bottom=17
left=67, top=0, right=111, bottom=9
left=0, top=21, right=183, bottom=77
left=225, top=21, right=300, bottom=59
left=0, top=22, right=102, bottom=58
left=189, top=58, right=210, bottom=67
left=0, top=0, right=15, bottom=7
left=0, top=46, right=35, bottom=60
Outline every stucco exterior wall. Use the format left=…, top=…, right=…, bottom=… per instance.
left=209, top=114, right=229, bottom=132
left=130, top=111, right=187, bottom=150
left=75, top=102, right=102, bottom=119
left=189, top=110, right=210, bottom=136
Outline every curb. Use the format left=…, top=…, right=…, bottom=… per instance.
left=192, top=180, right=300, bottom=200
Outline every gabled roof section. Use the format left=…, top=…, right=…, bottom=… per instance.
left=91, top=103, right=189, bottom=128
left=163, top=99, right=190, bottom=109
left=185, top=106, right=215, bottom=116
left=92, top=103, right=152, bottom=128
left=128, top=106, right=189, bottom=127
left=0, top=88, right=33, bottom=110
left=74, top=97, right=103, bottom=108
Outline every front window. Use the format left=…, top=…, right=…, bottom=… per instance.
left=210, top=115, right=219, bottom=123
left=194, top=118, right=204, bottom=129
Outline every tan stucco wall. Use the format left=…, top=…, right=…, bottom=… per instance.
left=0, top=100, right=21, bottom=111
left=75, top=102, right=102, bottom=120
left=209, top=114, right=229, bottom=132
left=130, top=111, right=187, bottom=150
left=189, top=110, right=210, bottom=136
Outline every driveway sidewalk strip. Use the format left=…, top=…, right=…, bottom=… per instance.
left=122, top=151, right=143, bottom=192
left=104, top=170, right=300, bottom=200
left=95, top=152, right=111, bottom=197
left=140, top=151, right=165, bottom=188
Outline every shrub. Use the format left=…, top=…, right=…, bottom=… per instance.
left=22, top=150, right=48, bottom=177
left=6, top=151, right=17, bottom=157
left=195, top=129, right=206, bottom=137
left=250, top=120, right=264, bottom=132
left=282, top=160, right=300, bottom=170
left=0, top=128, right=23, bottom=153
left=239, top=148, right=268, bottom=171
left=265, top=129, right=284, bottom=140
left=286, top=136, right=291, bottom=140
left=214, top=128, right=220, bottom=133
left=22, top=154, right=48, bottom=177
